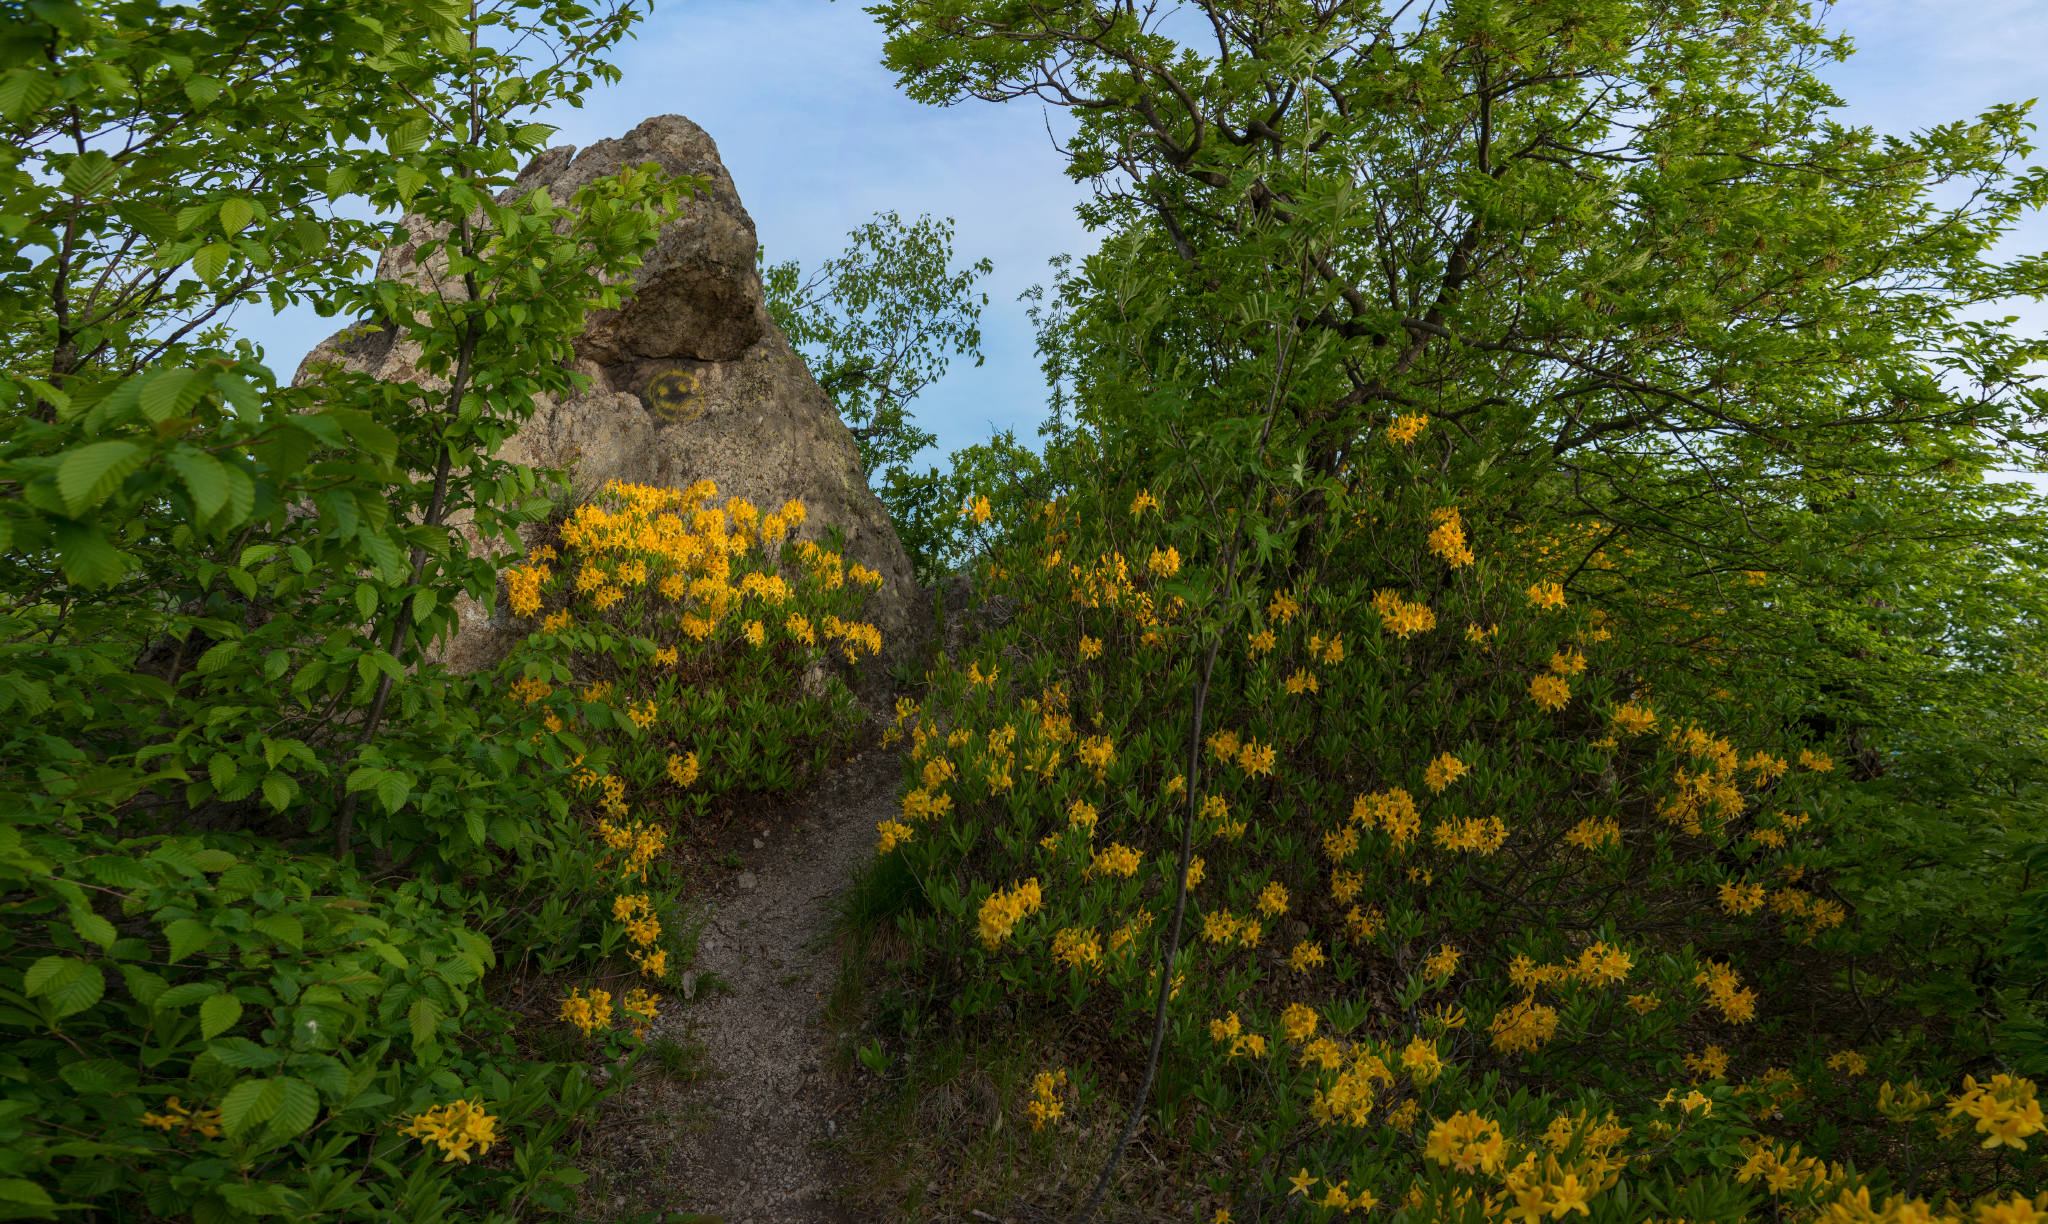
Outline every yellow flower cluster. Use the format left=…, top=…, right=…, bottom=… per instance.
left=1694, top=959, right=1758, bottom=1023
left=1736, top=1136, right=1849, bottom=1198
left=1425, top=1111, right=1508, bottom=1174
left=622, top=986, right=660, bottom=1041
left=1428, top=506, right=1476, bottom=567
left=978, top=878, right=1043, bottom=949
left=509, top=673, right=552, bottom=705
left=1525, top=581, right=1567, bottom=611
left=1089, top=842, right=1142, bottom=879
left=1489, top=994, right=1561, bottom=1053
left=1610, top=701, right=1657, bottom=736
left=1373, top=588, right=1437, bottom=638
left=560, top=987, right=613, bottom=1037
left=1528, top=673, right=1571, bottom=712
left=1387, top=413, right=1430, bottom=444
left=397, top=1099, right=499, bottom=1164
left=1564, top=816, right=1620, bottom=851
left=1026, top=1068, right=1067, bottom=1131
left=1202, top=908, right=1264, bottom=948
left=613, top=893, right=665, bottom=977
left=138, top=1096, right=223, bottom=1138
left=1353, top=786, right=1422, bottom=849
left=1423, top=943, right=1462, bottom=984
left=1209, top=1010, right=1270, bottom=1060
left=1684, top=1044, right=1730, bottom=1081
left=1950, top=1074, right=2047, bottom=1150
left=666, top=752, right=700, bottom=787
left=506, top=559, right=550, bottom=618
left=1052, top=926, right=1102, bottom=971
left=596, top=818, right=667, bottom=882
left=1423, top=752, right=1468, bottom=793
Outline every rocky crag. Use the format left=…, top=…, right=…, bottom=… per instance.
left=293, top=115, right=929, bottom=707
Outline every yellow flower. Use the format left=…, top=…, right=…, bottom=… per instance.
left=1256, top=881, right=1290, bottom=917
left=1148, top=546, right=1181, bottom=577
left=1423, top=1111, right=1505, bottom=1174
left=1290, top=940, right=1326, bottom=972
left=560, top=988, right=614, bottom=1037
left=398, top=1099, right=500, bottom=1164
left=1184, top=855, right=1205, bottom=889
left=1285, top=667, right=1318, bottom=695
left=876, top=820, right=914, bottom=854
left=1526, top=581, right=1567, bottom=611
left=1423, top=752, right=1468, bottom=793
left=1611, top=702, right=1657, bottom=736
left=1026, top=1068, right=1067, bottom=1131
left=1423, top=943, right=1461, bottom=983
left=1239, top=740, right=1278, bottom=777
left=1090, top=842, right=1142, bottom=879
left=1402, top=1036, right=1445, bottom=1085
left=977, top=878, right=1043, bottom=949
left=1684, top=1045, right=1731, bottom=1081
left=667, top=752, right=699, bottom=787
left=1247, top=628, right=1276, bottom=656
left=1529, top=674, right=1571, bottom=712
left=1289, top=1168, right=1318, bottom=1197
left=1386, top=413, right=1430, bottom=445
left=1131, top=490, right=1159, bottom=516
left=1548, top=649, right=1588, bottom=677
left=1625, top=992, right=1661, bottom=1015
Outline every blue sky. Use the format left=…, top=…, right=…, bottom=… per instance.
left=237, top=1, right=2046, bottom=473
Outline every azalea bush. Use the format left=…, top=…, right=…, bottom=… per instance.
left=856, top=408, right=2048, bottom=1222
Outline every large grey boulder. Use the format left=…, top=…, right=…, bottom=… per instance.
left=293, top=115, right=921, bottom=709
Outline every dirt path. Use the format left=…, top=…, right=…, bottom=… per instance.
left=623, top=742, right=903, bottom=1224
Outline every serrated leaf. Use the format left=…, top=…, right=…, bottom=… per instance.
left=195, top=640, right=239, bottom=675
left=0, top=1180, right=54, bottom=1209
left=155, top=981, right=219, bottom=1010
left=184, top=75, right=221, bottom=105
left=0, top=69, right=56, bottom=123
left=191, top=241, right=231, bottom=282
left=269, top=1077, right=319, bottom=1137
left=411, top=588, right=437, bottom=621
left=208, top=752, right=236, bottom=789
left=163, top=918, right=216, bottom=963
left=52, top=521, right=130, bottom=588
left=23, top=956, right=80, bottom=997
left=260, top=771, right=296, bottom=811
left=253, top=913, right=302, bottom=949
left=46, top=962, right=104, bottom=1018
left=60, top=150, right=118, bottom=199
left=213, top=371, right=260, bottom=416
left=217, top=198, right=254, bottom=236
left=354, top=583, right=378, bottom=621
left=56, top=440, right=144, bottom=516
left=139, top=368, right=204, bottom=422
left=358, top=525, right=404, bottom=584
left=57, top=1059, right=137, bottom=1095
left=408, top=997, right=439, bottom=1045
left=115, top=200, right=177, bottom=241
left=69, top=909, right=116, bottom=950
left=209, top=1036, right=281, bottom=1069
left=386, top=116, right=431, bottom=155
left=82, top=855, right=152, bottom=889
left=119, top=966, right=168, bottom=1008
left=221, top=461, right=254, bottom=523
left=200, top=992, right=243, bottom=1039
left=374, top=771, right=410, bottom=814
left=189, top=848, right=237, bottom=871
left=219, top=1078, right=276, bottom=1138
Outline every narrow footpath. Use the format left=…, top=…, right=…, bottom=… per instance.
left=592, top=742, right=904, bottom=1224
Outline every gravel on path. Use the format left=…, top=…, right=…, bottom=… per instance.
left=641, top=743, right=904, bottom=1224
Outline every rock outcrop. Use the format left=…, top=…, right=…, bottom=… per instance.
left=293, top=115, right=921, bottom=708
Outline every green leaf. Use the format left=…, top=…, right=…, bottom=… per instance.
left=56, top=441, right=144, bottom=516
left=219, top=1078, right=276, bottom=1138
left=374, top=770, right=410, bottom=814
left=354, top=583, right=378, bottom=620
left=269, top=1077, right=319, bottom=1137
left=154, top=982, right=218, bottom=1010
left=69, top=910, right=116, bottom=951
left=194, top=641, right=239, bottom=674
left=213, top=371, right=260, bottom=416
left=253, top=913, right=302, bottom=949
left=58, top=1059, right=137, bottom=1095
left=411, top=588, right=438, bottom=621
left=52, top=521, right=129, bottom=588
left=192, top=242, right=231, bottom=282
left=184, top=75, right=221, bottom=105
left=60, top=150, right=118, bottom=199
left=359, top=525, right=405, bottom=584
left=408, top=997, right=440, bottom=1046
left=164, top=918, right=216, bottom=963
left=386, top=116, right=431, bottom=155
left=0, top=69, right=55, bottom=123
left=45, top=962, right=103, bottom=1018
left=139, top=368, right=206, bottom=422
left=218, top=198, right=255, bottom=236
left=200, top=992, right=243, bottom=1039
left=0, top=1179, right=56, bottom=1210
left=119, top=966, right=168, bottom=1008
left=22, top=956, right=78, bottom=997
left=260, top=770, right=296, bottom=811
left=189, top=848, right=236, bottom=871
left=114, top=200, right=177, bottom=241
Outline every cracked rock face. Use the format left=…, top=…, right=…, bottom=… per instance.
left=293, top=115, right=919, bottom=704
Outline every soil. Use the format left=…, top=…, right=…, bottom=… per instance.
left=576, top=717, right=908, bottom=1224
